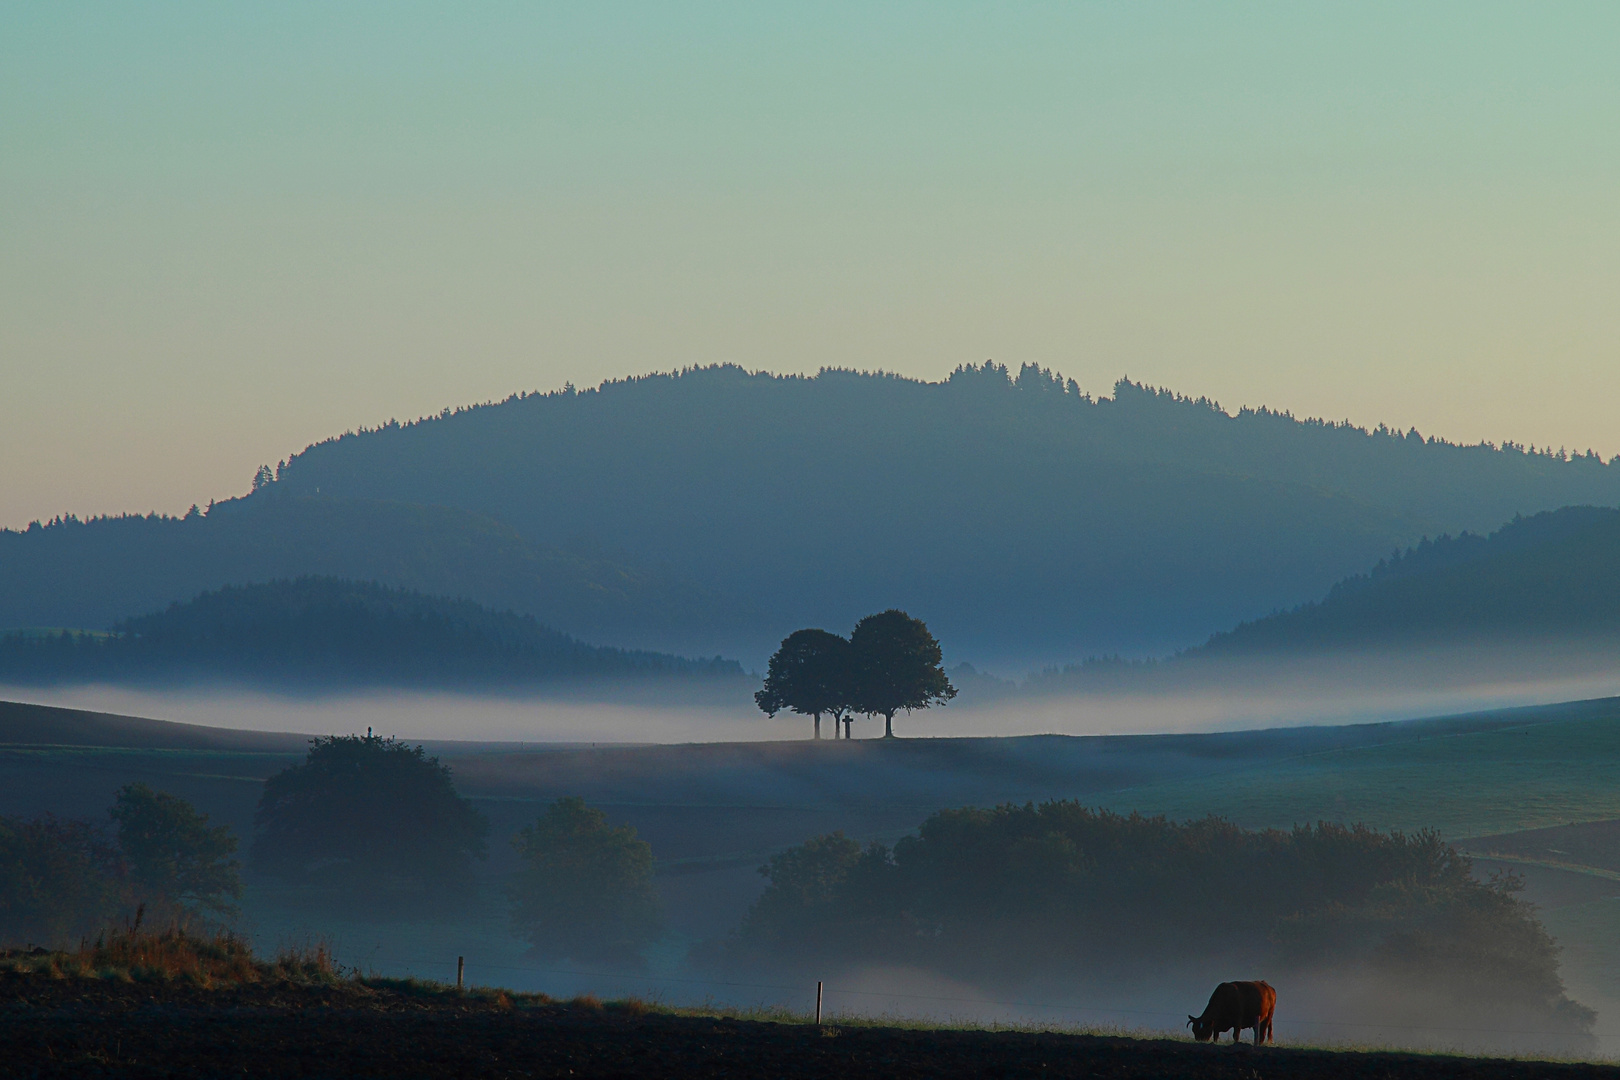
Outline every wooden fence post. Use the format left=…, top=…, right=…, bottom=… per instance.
left=457, top=956, right=465, bottom=989
left=815, top=980, right=823, bottom=1025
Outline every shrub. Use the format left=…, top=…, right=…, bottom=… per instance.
left=0, top=814, right=126, bottom=948
left=252, top=734, right=488, bottom=910
left=1, top=913, right=338, bottom=987
left=110, top=783, right=241, bottom=920
left=509, top=797, right=661, bottom=965
left=726, top=803, right=1592, bottom=1044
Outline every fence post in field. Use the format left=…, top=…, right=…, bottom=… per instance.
left=816, top=980, right=823, bottom=1025
left=457, top=956, right=465, bottom=990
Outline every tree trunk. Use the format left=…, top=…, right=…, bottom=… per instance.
left=883, top=712, right=895, bottom=738
left=813, top=712, right=821, bottom=740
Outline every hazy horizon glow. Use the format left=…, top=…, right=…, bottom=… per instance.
left=5, top=3, right=1620, bottom=529
left=10, top=641, right=1620, bottom=743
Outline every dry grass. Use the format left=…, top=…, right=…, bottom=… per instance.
left=0, top=908, right=339, bottom=989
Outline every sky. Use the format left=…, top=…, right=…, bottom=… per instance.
left=3, top=2, right=1619, bottom=530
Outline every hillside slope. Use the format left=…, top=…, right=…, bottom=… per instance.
left=263, top=364, right=1620, bottom=663
left=0, top=495, right=754, bottom=655
left=1202, top=507, right=1620, bottom=654
left=8, top=365, right=1618, bottom=665
left=0, top=577, right=746, bottom=692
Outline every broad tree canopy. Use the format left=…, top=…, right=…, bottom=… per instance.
left=508, top=796, right=661, bottom=964
left=754, top=628, right=853, bottom=738
left=849, top=609, right=956, bottom=738
left=252, top=734, right=488, bottom=910
left=111, top=783, right=241, bottom=919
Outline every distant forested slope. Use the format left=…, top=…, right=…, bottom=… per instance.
left=263, top=364, right=1620, bottom=663
left=1200, top=506, right=1620, bottom=653
left=0, top=496, right=754, bottom=655
left=0, top=578, right=744, bottom=691
left=6, top=364, right=1618, bottom=665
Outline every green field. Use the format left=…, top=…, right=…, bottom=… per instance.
left=1093, top=700, right=1620, bottom=840
left=9, top=695, right=1620, bottom=1046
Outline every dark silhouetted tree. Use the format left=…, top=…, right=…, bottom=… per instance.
left=0, top=814, right=126, bottom=947
left=755, top=628, right=854, bottom=739
left=849, top=609, right=956, bottom=738
left=508, top=797, right=661, bottom=965
left=110, top=783, right=241, bottom=920
left=252, top=734, right=488, bottom=910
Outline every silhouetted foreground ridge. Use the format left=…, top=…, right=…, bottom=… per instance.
left=4, top=960, right=1618, bottom=1080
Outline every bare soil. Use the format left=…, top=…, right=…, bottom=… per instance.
left=3, top=973, right=1617, bottom=1080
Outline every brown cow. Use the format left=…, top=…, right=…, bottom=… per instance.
left=1188, top=980, right=1275, bottom=1044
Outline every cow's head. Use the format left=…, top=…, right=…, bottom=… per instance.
left=1188, top=1014, right=1214, bottom=1042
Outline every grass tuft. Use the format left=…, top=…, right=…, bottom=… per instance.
left=1, top=914, right=339, bottom=989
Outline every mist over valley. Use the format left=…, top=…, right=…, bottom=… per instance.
left=7, top=366, right=1620, bottom=1065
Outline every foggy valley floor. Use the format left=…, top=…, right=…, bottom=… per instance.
left=6, top=695, right=1620, bottom=1057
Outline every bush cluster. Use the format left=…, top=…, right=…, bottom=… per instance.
left=1, top=784, right=240, bottom=948
left=726, top=803, right=1593, bottom=1040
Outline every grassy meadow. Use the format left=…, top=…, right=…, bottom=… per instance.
left=1092, top=700, right=1620, bottom=840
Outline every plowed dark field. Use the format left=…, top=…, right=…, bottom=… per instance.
left=3, top=974, right=1616, bottom=1080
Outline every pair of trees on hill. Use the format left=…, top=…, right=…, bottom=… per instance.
left=755, top=610, right=956, bottom=739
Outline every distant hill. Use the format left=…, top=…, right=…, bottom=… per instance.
left=1199, top=506, right=1620, bottom=654
left=7, top=364, right=1619, bottom=665
left=0, top=578, right=746, bottom=692
left=262, top=364, right=1620, bottom=663
left=0, top=495, right=756, bottom=656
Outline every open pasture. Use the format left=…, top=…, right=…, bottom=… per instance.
left=8, top=694, right=1620, bottom=1049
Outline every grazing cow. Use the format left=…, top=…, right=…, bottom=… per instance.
left=1188, top=980, right=1275, bottom=1045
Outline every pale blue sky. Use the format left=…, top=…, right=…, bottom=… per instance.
left=3, top=3, right=1618, bottom=528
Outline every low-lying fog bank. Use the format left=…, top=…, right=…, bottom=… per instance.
left=8, top=641, right=1620, bottom=743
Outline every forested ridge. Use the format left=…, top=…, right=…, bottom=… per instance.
left=0, top=496, right=754, bottom=656
left=254, top=364, right=1620, bottom=662
left=0, top=577, right=744, bottom=690
left=1199, top=506, right=1620, bottom=653
left=6, top=364, right=1618, bottom=665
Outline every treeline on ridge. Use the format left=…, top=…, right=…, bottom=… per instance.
left=0, top=495, right=753, bottom=657
left=0, top=577, right=744, bottom=690
left=13, top=363, right=1620, bottom=666
left=261, top=363, right=1620, bottom=661
left=1197, top=505, right=1620, bottom=655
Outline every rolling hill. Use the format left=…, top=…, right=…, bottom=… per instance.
left=1201, top=506, right=1620, bottom=654
left=0, top=577, right=746, bottom=692
left=255, top=364, right=1620, bottom=663
left=0, top=495, right=756, bottom=656
left=6, top=364, right=1619, bottom=666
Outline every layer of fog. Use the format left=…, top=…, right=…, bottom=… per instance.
left=7, top=641, right=1620, bottom=742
